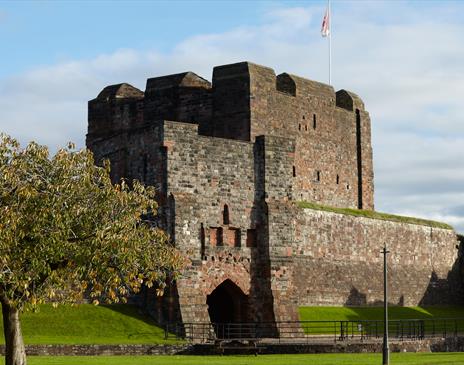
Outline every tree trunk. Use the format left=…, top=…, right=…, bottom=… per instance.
left=1, top=302, right=27, bottom=365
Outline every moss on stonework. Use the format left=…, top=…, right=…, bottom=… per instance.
left=296, top=201, right=453, bottom=230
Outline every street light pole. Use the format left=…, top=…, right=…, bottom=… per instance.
left=382, top=244, right=390, bottom=365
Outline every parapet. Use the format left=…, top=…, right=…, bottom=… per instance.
left=96, top=83, right=144, bottom=101
left=144, top=72, right=213, bottom=131
left=276, top=72, right=335, bottom=100
left=336, top=89, right=365, bottom=111
left=276, top=73, right=296, bottom=96
left=145, top=71, right=211, bottom=93
left=88, top=62, right=367, bottom=143
left=88, top=83, right=144, bottom=139
left=212, top=61, right=273, bottom=81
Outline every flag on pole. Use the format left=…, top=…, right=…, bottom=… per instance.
left=321, top=7, right=330, bottom=37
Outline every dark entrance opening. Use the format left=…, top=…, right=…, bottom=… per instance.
left=207, top=279, right=249, bottom=337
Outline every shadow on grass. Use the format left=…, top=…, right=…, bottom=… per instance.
left=101, top=304, right=159, bottom=326
left=102, top=304, right=184, bottom=343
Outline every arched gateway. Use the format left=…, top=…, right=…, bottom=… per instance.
left=207, top=279, right=249, bottom=324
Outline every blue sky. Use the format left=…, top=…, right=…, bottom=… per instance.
left=1, top=0, right=464, bottom=232
left=0, top=1, right=266, bottom=76
left=3, top=0, right=461, bottom=77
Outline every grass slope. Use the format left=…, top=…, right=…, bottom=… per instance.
left=299, top=306, right=464, bottom=321
left=297, top=201, right=453, bottom=230
left=16, top=353, right=464, bottom=365
left=299, top=306, right=464, bottom=335
left=0, top=304, right=177, bottom=345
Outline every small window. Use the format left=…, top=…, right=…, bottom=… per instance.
left=302, top=115, right=306, bottom=120
left=292, top=166, right=296, bottom=177
left=298, top=124, right=301, bottom=131
left=209, top=227, right=223, bottom=246
left=305, top=125, right=308, bottom=131
left=316, top=170, right=321, bottom=182
left=200, top=223, right=205, bottom=255
left=336, top=175, right=340, bottom=184
left=223, top=204, right=229, bottom=225
left=346, top=184, right=350, bottom=190
left=216, top=227, right=223, bottom=246
left=313, top=114, right=317, bottom=129
left=226, top=228, right=241, bottom=247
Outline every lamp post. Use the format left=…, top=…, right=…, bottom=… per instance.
left=382, top=244, right=390, bottom=365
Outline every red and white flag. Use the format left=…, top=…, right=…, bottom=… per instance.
left=321, top=8, right=330, bottom=37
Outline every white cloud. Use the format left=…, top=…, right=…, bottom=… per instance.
left=0, top=2, right=463, bottom=232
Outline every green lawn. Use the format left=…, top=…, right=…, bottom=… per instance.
left=2, top=304, right=464, bottom=345
left=0, top=304, right=178, bottom=345
left=298, top=306, right=464, bottom=335
left=15, top=353, right=464, bottom=365
left=299, top=306, right=464, bottom=322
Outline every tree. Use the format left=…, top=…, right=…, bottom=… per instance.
left=0, top=134, right=183, bottom=365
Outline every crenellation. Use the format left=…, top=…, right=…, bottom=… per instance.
left=88, top=83, right=144, bottom=139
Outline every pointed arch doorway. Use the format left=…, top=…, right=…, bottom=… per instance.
left=207, top=279, right=249, bottom=325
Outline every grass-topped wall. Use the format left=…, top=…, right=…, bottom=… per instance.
left=296, top=201, right=453, bottom=230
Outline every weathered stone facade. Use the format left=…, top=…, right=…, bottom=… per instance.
left=87, top=61, right=462, bottom=333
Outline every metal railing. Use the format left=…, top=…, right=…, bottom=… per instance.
left=164, top=318, right=464, bottom=343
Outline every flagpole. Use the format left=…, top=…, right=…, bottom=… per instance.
left=321, top=0, right=331, bottom=85
left=328, top=0, right=332, bottom=85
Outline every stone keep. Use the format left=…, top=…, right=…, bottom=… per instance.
left=87, top=62, right=462, bottom=328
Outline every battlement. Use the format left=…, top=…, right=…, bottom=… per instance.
left=146, top=71, right=211, bottom=91
left=87, top=61, right=374, bottom=210
left=88, top=62, right=366, bottom=139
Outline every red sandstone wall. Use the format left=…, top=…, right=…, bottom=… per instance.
left=245, top=63, right=374, bottom=210
left=294, top=209, right=462, bottom=306
left=88, top=62, right=375, bottom=211
left=86, top=64, right=461, bottom=328
left=161, top=121, right=260, bottom=323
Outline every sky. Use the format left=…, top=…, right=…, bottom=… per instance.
left=0, top=0, right=463, bottom=233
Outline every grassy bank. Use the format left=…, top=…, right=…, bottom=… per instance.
left=2, top=304, right=463, bottom=345
left=299, top=306, right=464, bottom=335
left=299, top=306, right=464, bottom=321
left=15, top=353, right=464, bottom=365
left=0, top=304, right=177, bottom=344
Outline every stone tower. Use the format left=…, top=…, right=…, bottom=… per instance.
left=87, top=62, right=461, bottom=330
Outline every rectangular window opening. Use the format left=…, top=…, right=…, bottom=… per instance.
left=209, top=227, right=223, bottom=246
left=226, top=228, right=240, bottom=248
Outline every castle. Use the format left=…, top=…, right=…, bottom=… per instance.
left=87, top=61, right=462, bottom=328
